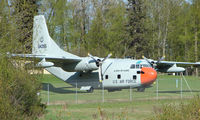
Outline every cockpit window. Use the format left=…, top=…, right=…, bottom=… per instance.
left=130, top=64, right=135, bottom=69
left=136, top=64, right=140, bottom=69
left=140, top=65, right=143, bottom=68
left=142, top=64, right=150, bottom=67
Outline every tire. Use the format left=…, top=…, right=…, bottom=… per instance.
left=137, top=87, right=145, bottom=92
left=108, top=89, right=114, bottom=92
left=108, top=89, right=121, bottom=92
left=87, top=87, right=94, bottom=93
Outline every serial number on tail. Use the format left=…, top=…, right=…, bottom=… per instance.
left=38, top=44, right=47, bottom=48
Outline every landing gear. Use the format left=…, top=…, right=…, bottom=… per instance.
left=137, top=87, right=145, bottom=92
left=107, top=89, right=122, bottom=92
left=86, top=87, right=94, bottom=93
left=108, top=89, right=115, bottom=92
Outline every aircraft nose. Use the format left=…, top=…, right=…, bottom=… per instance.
left=140, top=67, right=157, bottom=85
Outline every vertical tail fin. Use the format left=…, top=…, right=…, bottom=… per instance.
left=32, top=15, right=79, bottom=59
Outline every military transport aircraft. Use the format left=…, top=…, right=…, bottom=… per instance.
left=11, top=15, right=200, bottom=92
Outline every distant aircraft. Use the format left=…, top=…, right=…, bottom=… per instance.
left=11, top=15, right=200, bottom=92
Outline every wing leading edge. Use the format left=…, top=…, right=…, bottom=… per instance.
left=155, top=61, right=200, bottom=73
left=9, top=53, right=82, bottom=64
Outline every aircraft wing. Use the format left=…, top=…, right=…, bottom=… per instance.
left=158, top=61, right=200, bottom=65
left=154, top=60, right=200, bottom=72
left=9, top=53, right=82, bottom=64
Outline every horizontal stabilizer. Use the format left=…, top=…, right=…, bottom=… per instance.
left=45, top=67, right=75, bottom=81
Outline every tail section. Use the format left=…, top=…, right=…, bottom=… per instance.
left=45, top=67, right=75, bottom=82
left=32, top=15, right=79, bottom=59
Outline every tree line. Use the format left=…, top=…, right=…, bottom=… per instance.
left=38, top=0, right=200, bottom=75
left=1, top=0, right=200, bottom=61
left=36, top=0, right=200, bottom=63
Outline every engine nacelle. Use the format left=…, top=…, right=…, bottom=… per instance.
left=36, top=61, right=54, bottom=68
left=74, top=57, right=98, bottom=71
left=166, top=64, right=185, bottom=73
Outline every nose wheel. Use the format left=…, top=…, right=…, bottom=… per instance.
left=86, top=87, right=94, bottom=93
left=137, top=87, right=145, bottom=92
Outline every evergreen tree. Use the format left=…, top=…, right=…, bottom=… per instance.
left=104, top=1, right=127, bottom=57
left=86, top=0, right=127, bottom=57
left=87, top=7, right=106, bottom=56
left=12, top=0, right=38, bottom=53
left=190, top=0, right=200, bottom=76
left=126, top=0, right=148, bottom=58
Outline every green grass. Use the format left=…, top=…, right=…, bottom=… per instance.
left=39, top=74, right=200, bottom=120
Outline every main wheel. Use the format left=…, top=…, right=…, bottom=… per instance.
left=137, top=87, right=145, bottom=92
left=87, top=87, right=94, bottom=93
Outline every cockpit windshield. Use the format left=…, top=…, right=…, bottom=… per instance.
left=141, top=64, right=150, bottom=68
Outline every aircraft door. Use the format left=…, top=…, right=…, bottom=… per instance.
left=130, top=64, right=141, bottom=86
left=102, top=72, right=114, bottom=88
left=131, top=71, right=140, bottom=86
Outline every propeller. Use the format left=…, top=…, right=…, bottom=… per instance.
left=142, top=56, right=153, bottom=67
left=157, top=56, right=165, bottom=64
left=142, top=56, right=165, bottom=68
left=88, top=53, right=112, bottom=82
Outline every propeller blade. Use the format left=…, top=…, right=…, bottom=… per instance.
left=102, top=53, right=112, bottom=63
left=88, top=53, right=97, bottom=62
left=157, top=56, right=165, bottom=63
left=98, top=65, right=103, bottom=82
left=142, top=56, right=154, bottom=67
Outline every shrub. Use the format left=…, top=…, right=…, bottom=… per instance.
left=0, top=56, right=45, bottom=120
left=151, top=95, right=200, bottom=120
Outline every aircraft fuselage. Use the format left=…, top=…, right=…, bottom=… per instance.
left=47, top=58, right=157, bottom=92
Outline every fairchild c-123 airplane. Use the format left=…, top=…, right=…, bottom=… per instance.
left=11, top=15, right=200, bottom=92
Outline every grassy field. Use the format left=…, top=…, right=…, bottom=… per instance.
left=39, top=74, right=200, bottom=120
